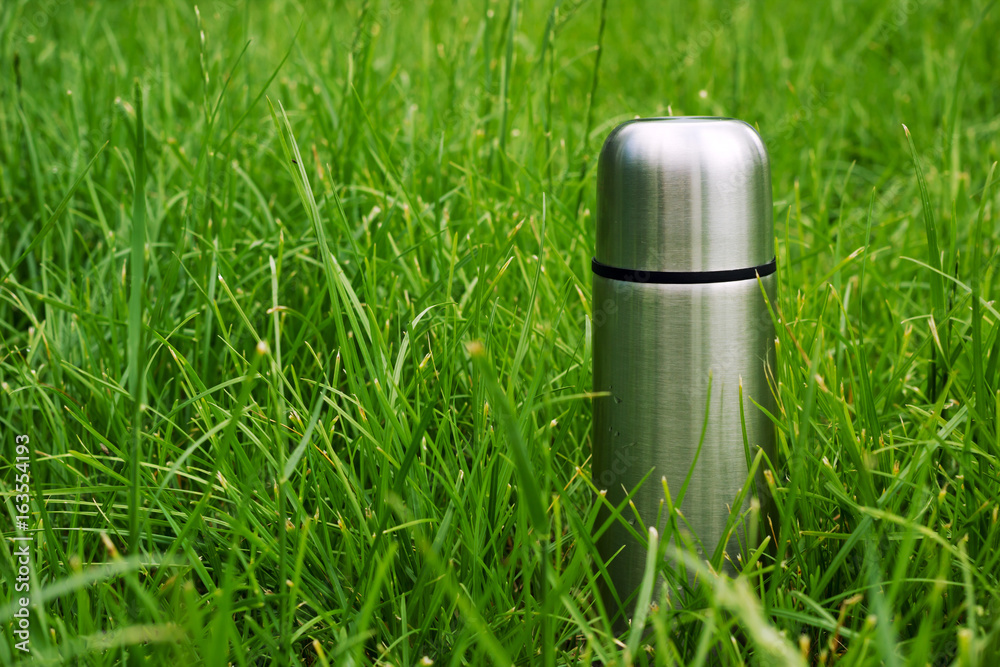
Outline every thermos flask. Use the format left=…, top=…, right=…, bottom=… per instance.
left=591, top=117, right=776, bottom=621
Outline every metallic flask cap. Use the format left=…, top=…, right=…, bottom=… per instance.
left=596, top=117, right=773, bottom=273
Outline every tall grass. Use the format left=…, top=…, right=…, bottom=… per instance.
left=1, top=0, right=999, bottom=664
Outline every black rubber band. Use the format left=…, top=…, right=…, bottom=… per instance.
left=592, top=256, right=777, bottom=284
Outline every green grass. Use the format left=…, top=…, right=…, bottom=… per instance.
left=1, top=0, right=999, bottom=664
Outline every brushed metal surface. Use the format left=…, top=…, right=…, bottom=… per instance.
left=592, top=272, right=776, bottom=617
left=596, top=117, right=772, bottom=272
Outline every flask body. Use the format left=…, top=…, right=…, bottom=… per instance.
left=592, top=270, right=776, bottom=613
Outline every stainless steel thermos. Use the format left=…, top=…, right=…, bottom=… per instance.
left=591, top=117, right=776, bottom=621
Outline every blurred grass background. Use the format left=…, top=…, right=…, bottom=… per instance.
left=1, top=0, right=999, bottom=664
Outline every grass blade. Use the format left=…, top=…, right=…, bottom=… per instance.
left=468, top=341, right=548, bottom=538
left=128, top=80, right=147, bottom=558
left=904, top=124, right=946, bottom=397
left=624, top=526, right=659, bottom=661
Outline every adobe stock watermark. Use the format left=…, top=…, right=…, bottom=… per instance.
left=873, top=0, right=932, bottom=42
left=590, top=270, right=777, bottom=488
left=205, top=0, right=243, bottom=19
left=593, top=438, right=638, bottom=491
left=12, top=0, right=240, bottom=47
left=350, top=0, right=404, bottom=56
left=710, top=85, right=830, bottom=198
left=9, top=434, right=34, bottom=653
left=670, top=0, right=750, bottom=67
left=10, top=0, right=72, bottom=46
left=51, top=64, right=166, bottom=178
left=850, top=0, right=936, bottom=77
left=591, top=269, right=776, bottom=386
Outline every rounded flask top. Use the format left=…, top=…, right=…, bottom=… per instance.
left=596, top=117, right=773, bottom=273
